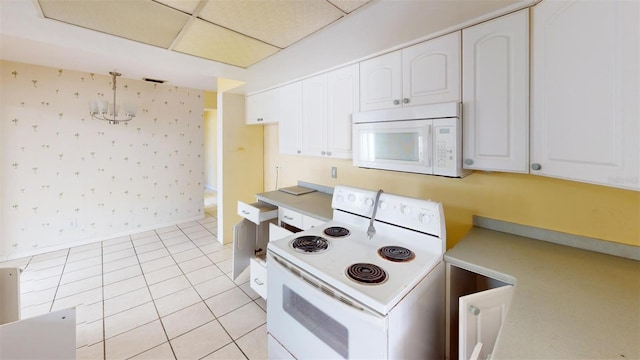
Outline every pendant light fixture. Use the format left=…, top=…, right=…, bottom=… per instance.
left=89, top=71, right=137, bottom=125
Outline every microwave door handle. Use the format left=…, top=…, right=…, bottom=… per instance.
left=425, top=123, right=433, bottom=167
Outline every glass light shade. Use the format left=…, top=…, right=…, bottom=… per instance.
left=97, top=100, right=109, bottom=114
left=89, top=100, right=98, bottom=113
left=124, top=103, right=138, bottom=117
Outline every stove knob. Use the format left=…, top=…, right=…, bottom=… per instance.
left=419, top=213, right=431, bottom=224
left=401, top=205, right=411, bottom=215
left=348, top=194, right=356, bottom=202
left=379, top=201, right=388, bottom=210
left=336, top=195, right=344, bottom=203
left=365, top=198, right=374, bottom=207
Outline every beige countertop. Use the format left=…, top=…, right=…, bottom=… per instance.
left=255, top=187, right=333, bottom=221
left=445, top=225, right=640, bottom=359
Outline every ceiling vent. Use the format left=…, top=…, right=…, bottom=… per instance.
left=143, top=77, right=166, bottom=84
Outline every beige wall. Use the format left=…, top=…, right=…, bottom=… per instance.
left=217, top=93, right=264, bottom=244
left=0, top=61, right=205, bottom=260
left=264, top=125, right=640, bottom=249
left=203, top=110, right=217, bottom=190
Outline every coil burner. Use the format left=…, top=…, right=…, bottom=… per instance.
left=290, top=236, right=329, bottom=254
left=346, top=263, right=388, bottom=284
left=378, top=246, right=416, bottom=263
left=323, top=226, right=350, bottom=238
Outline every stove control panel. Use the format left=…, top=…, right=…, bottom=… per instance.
left=332, top=186, right=444, bottom=237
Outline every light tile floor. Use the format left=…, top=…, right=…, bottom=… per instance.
left=0, top=213, right=267, bottom=360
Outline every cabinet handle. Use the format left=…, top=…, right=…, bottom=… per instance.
left=326, top=151, right=332, bottom=156
left=297, top=150, right=301, bottom=154
left=531, top=163, right=542, bottom=171
left=464, top=159, right=474, bottom=165
left=253, top=278, right=264, bottom=286
left=283, top=216, right=294, bottom=220
left=241, top=210, right=250, bottom=215
left=393, top=99, right=400, bottom=105
left=403, top=98, right=410, bottom=104
left=469, top=305, right=480, bottom=316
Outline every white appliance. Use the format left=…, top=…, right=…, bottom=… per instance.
left=352, top=102, right=471, bottom=178
left=267, top=185, right=447, bottom=359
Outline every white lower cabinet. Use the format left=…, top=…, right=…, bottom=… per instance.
left=250, top=257, right=268, bottom=299
left=279, top=207, right=324, bottom=231
left=459, top=285, right=514, bottom=360
left=446, top=263, right=512, bottom=360
left=236, top=201, right=326, bottom=300
left=233, top=201, right=277, bottom=282
left=251, top=222, right=295, bottom=299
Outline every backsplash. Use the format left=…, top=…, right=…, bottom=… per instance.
left=1, top=61, right=205, bottom=260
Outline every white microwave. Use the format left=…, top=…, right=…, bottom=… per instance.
left=352, top=102, right=471, bottom=178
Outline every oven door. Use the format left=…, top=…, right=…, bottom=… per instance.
left=267, top=252, right=387, bottom=359
left=352, top=119, right=433, bottom=175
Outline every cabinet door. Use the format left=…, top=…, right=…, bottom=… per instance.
left=359, top=50, right=402, bottom=111
left=279, top=82, right=303, bottom=155
left=327, top=64, right=359, bottom=159
left=531, top=0, right=639, bottom=190
left=402, top=31, right=461, bottom=107
left=459, top=285, right=513, bottom=360
left=246, top=88, right=278, bottom=124
left=0, top=268, right=20, bottom=325
left=301, top=73, right=328, bottom=156
left=0, top=308, right=76, bottom=359
left=232, top=219, right=256, bottom=280
left=462, top=9, right=529, bottom=173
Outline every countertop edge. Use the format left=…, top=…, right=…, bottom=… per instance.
left=473, top=215, right=640, bottom=261
left=255, top=184, right=334, bottom=222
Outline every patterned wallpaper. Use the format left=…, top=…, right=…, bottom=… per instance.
left=1, top=61, right=205, bottom=260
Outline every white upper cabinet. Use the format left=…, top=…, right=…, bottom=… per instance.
left=359, top=51, right=402, bottom=111
left=360, top=31, right=461, bottom=111
left=531, top=0, right=639, bottom=191
left=301, top=64, right=359, bottom=159
left=301, top=73, right=328, bottom=156
left=327, top=64, right=359, bottom=159
left=278, top=82, right=303, bottom=155
left=246, top=88, right=279, bottom=124
left=403, top=31, right=461, bottom=107
left=462, top=9, right=530, bottom=173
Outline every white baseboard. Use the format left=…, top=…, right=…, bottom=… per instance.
left=0, top=214, right=205, bottom=262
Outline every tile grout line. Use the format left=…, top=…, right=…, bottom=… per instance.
left=47, top=248, right=71, bottom=314
left=181, top=221, right=264, bottom=360
left=100, top=238, right=106, bottom=360
left=159, top=222, right=240, bottom=358
left=127, top=229, right=177, bottom=360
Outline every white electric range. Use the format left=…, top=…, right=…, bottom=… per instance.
left=266, top=185, right=447, bottom=359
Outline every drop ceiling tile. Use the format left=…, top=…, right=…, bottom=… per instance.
left=154, top=0, right=202, bottom=14
left=328, top=0, right=371, bottom=13
left=37, top=0, right=189, bottom=49
left=198, top=0, right=344, bottom=48
left=174, top=19, right=280, bottom=68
